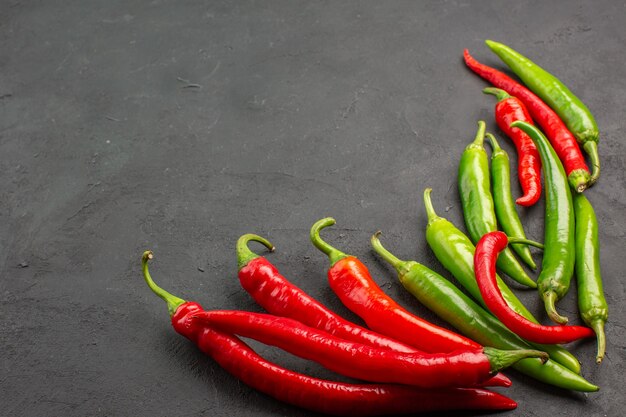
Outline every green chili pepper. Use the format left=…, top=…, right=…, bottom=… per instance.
left=485, top=133, right=537, bottom=270
left=370, top=232, right=598, bottom=392
left=486, top=40, right=600, bottom=184
left=573, top=192, right=608, bottom=363
left=423, top=187, right=581, bottom=374
left=511, top=122, right=575, bottom=325
left=458, top=121, right=535, bottom=288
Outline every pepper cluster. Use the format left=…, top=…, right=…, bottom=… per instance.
left=140, top=40, right=607, bottom=415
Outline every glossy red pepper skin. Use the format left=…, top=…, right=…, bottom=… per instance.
left=474, top=232, right=596, bottom=344
left=240, top=256, right=416, bottom=353
left=237, top=241, right=510, bottom=387
left=484, top=88, right=542, bottom=206
left=172, top=303, right=517, bottom=415
left=329, top=256, right=480, bottom=353
left=464, top=49, right=590, bottom=192
left=193, top=310, right=499, bottom=388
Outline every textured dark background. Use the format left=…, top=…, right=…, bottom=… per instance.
left=1, top=1, right=625, bottom=416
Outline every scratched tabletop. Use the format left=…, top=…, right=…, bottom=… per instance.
left=1, top=1, right=625, bottom=416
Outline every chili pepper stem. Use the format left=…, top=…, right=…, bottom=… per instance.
left=237, top=234, right=275, bottom=270
left=507, top=237, right=544, bottom=250
left=483, top=346, right=548, bottom=373
left=370, top=231, right=411, bottom=275
left=310, top=218, right=350, bottom=267
left=584, top=141, right=600, bottom=185
left=591, top=319, right=606, bottom=364
left=468, top=120, right=487, bottom=149
left=141, top=250, right=186, bottom=317
left=483, top=87, right=510, bottom=102
left=543, top=291, right=569, bottom=325
left=424, top=188, right=441, bottom=224
left=569, top=169, right=589, bottom=193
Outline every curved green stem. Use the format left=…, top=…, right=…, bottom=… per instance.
left=237, top=234, right=275, bottom=270
left=371, top=231, right=405, bottom=270
left=483, top=87, right=511, bottom=102
left=543, top=291, right=569, bottom=325
left=507, top=237, right=544, bottom=250
left=423, top=188, right=441, bottom=223
left=483, top=347, right=549, bottom=373
left=141, top=251, right=186, bottom=317
left=485, top=133, right=502, bottom=152
left=584, top=141, right=600, bottom=185
left=591, top=319, right=606, bottom=364
left=310, top=218, right=349, bottom=267
left=469, top=120, right=487, bottom=147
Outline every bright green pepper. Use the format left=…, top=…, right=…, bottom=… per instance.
left=371, top=232, right=597, bottom=392
left=423, top=187, right=581, bottom=374
left=458, top=121, right=535, bottom=288
left=485, top=133, right=537, bottom=270
left=486, top=40, right=600, bottom=184
left=511, top=122, right=576, bottom=325
left=573, top=192, right=608, bottom=363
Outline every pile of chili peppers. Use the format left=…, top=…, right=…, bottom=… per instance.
left=140, top=40, right=608, bottom=415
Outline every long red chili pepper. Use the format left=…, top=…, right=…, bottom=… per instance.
left=310, top=218, right=481, bottom=353
left=474, top=232, right=596, bottom=344
left=143, top=251, right=519, bottom=415
left=192, top=310, right=542, bottom=388
left=236, top=234, right=512, bottom=387
left=464, top=49, right=590, bottom=193
left=483, top=87, right=542, bottom=206
left=237, top=234, right=416, bottom=353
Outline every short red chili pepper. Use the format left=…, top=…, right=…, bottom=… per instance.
left=474, top=232, right=596, bottom=344
left=143, top=251, right=519, bottom=415
left=192, top=310, right=541, bottom=388
left=483, top=87, right=542, bottom=206
left=464, top=49, right=590, bottom=192
left=236, top=234, right=512, bottom=388
left=310, top=218, right=482, bottom=353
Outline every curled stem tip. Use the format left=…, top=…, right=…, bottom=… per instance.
left=310, top=217, right=349, bottom=266
left=141, top=250, right=186, bottom=317
left=370, top=231, right=404, bottom=270
left=483, top=87, right=510, bottom=102
left=423, top=188, right=440, bottom=222
left=237, top=234, right=275, bottom=270
left=543, top=291, right=569, bottom=325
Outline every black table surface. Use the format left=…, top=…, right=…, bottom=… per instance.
left=2, top=1, right=625, bottom=416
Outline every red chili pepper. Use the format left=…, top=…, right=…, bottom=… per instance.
left=483, top=87, right=542, bottom=206
left=236, top=234, right=512, bottom=388
left=192, top=310, right=541, bottom=388
left=464, top=49, right=591, bottom=193
left=474, top=232, right=596, bottom=344
left=237, top=234, right=416, bottom=353
left=143, top=251, right=519, bottom=415
left=310, top=218, right=480, bottom=353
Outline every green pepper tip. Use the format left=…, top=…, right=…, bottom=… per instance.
left=543, top=291, right=569, bottom=325
left=583, top=141, right=600, bottom=185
